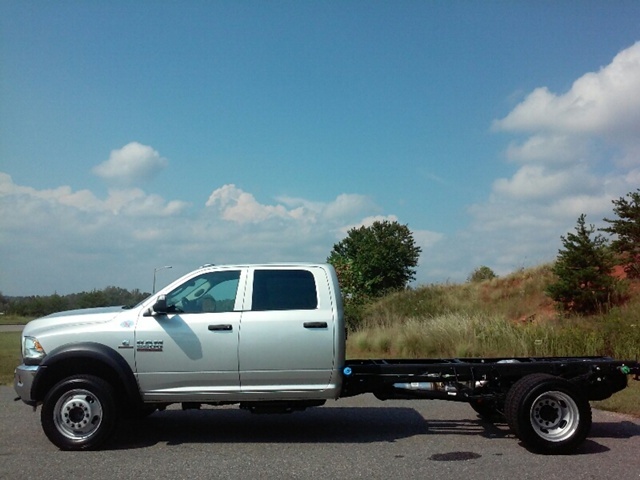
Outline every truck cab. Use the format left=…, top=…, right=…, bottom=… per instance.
left=135, top=264, right=346, bottom=402
left=14, top=263, right=345, bottom=450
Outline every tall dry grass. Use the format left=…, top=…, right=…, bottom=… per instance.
left=348, top=264, right=640, bottom=361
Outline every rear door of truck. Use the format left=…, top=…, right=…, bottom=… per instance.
left=238, top=266, right=336, bottom=393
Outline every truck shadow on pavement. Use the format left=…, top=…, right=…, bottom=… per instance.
left=109, top=406, right=515, bottom=450
left=107, top=407, right=640, bottom=454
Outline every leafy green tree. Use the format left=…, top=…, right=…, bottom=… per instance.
left=602, top=189, right=640, bottom=278
left=468, top=266, right=497, bottom=283
left=328, top=220, right=422, bottom=300
left=546, top=214, right=621, bottom=315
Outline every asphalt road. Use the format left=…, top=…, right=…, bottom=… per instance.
left=1, top=386, right=639, bottom=480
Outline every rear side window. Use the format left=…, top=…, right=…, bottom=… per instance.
left=252, top=269, right=318, bottom=311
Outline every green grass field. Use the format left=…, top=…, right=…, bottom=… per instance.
left=0, top=332, right=21, bottom=385
left=0, top=315, right=32, bottom=325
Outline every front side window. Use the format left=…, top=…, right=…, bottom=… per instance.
left=252, top=269, right=318, bottom=311
left=165, top=270, right=240, bottom=313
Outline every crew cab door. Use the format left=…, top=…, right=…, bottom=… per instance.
left=135, top=268, right=245, bottom=396
left=238, top=267, right=336, bottom=393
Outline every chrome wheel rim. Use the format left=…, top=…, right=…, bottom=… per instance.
left=529, top=390, right=580, bottom=442
left=53, top=389, right=104, bottom=440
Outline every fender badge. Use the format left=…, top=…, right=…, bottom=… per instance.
left=137, top=340, right=164, bottom=352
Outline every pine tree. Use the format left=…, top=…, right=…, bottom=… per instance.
left=602, top=189, right=640, bottom=278
left=546, top=215, right=620, bottom=315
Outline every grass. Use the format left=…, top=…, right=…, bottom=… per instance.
left=347, top=313, right=640, bottom=359
left=0, top=315, right=32, bottom=325
left=0, top=332, right=21, bottom=385
left=349, top=264, right=639, bottom=359
left=355, top=264, right=558, bottom=327
left=593, top=380, right=640, bottom=417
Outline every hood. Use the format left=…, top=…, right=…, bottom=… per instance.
left=22, top=306, right=126, bottom=336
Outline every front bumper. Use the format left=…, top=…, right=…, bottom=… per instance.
left=14, top=364, right=39, bottom=406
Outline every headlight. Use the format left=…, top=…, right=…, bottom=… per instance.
left=23, top=336, right=46, bottom=362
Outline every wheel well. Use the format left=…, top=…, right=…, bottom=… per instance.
left=36, top=359, right=121, bottom=400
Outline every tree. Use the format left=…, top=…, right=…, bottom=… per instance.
left=546, top=214, right=620, bottom=315
left=468, top=266, right=497, bottom=283
left=327, top=220, right=422, bottom=300
left=602, top=189, right=640, bottom=278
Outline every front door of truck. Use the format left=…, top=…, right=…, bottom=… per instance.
left=135, top=269, right=244, bottom=397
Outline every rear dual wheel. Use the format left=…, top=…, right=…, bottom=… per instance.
left=505, top=373, right=591, bottom=454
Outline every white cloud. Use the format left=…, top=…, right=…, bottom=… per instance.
left=413, top=229, right=445, bottom=250
left=492, top=164, right=598, bottom=201
left=205, top=184, right=304, bottom=223
left=505, top=134, right=588, bottom=165
left=0, top=172, right=189, bottom=218
left=442, top=42, right=640, bottom=285
left=0, top=172, right=103, bottom=212
left=493, top=41, right=640, bottom=137
left=321, top=194, right=378, bottom=221
left=104, top=188, right=189, bottom=216
left=206, top=184, right=381, bottom=228
left=93, top=142, right=168, bottom=185
left=0, top=172, right=411, bottom=294
left=547, top=194, right=615, bottom=219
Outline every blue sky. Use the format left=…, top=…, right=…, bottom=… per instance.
left=2, top=1, right=640, bottom=295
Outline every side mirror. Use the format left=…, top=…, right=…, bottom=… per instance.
left=152, top=295, right=168, bottom=315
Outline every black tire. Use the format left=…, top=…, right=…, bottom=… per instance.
left=41, top=375, right=118, bottom=450
left=505, top=373, right=591, bottom=454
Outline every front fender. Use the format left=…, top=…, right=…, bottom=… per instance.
left=31, top=342, right=141, bottom=406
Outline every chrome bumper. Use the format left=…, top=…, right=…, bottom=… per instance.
left=14, top=364, right=39, bottom=406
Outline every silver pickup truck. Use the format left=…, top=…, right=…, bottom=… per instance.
left=14, top=262, right=640, bottom=454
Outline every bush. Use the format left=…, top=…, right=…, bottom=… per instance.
left=468, top=266, right=497, bottom=283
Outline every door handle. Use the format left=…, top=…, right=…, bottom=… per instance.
left=304, top=322, right=328, bottom=329
left=208, top=324, right=233, bottom=331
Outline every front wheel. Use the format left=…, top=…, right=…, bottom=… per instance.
left=41, top=375, right=117, bottom=450
left=505, top=373, right=591, bottom=454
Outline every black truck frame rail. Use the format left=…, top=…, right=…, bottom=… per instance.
left=341, top=356, right=640, bottom=403
left=341, top=356, right=640, bottom=453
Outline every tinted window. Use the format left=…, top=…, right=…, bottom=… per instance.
left=166, top=270, right=240, bottom=313
left=252, top=270, right=318, bottom=311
